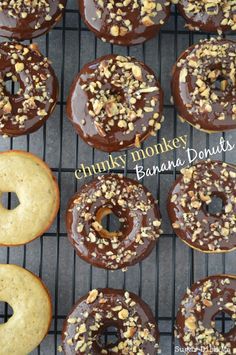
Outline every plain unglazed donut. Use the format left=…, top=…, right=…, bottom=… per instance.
left=0, top=264, right=52, bottom=355
left=0, top=150, right=60, bottom=246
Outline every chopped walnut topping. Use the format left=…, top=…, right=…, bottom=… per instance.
left=72, top=174, right=162, bottom=270
left=78, top=54, right=162, bottom=150
left=178, top=0, right=236, bottom=31
left=185, top=315, right=196, bottom=330
left=0, top=42, right=56, bottom=131
left=86, top=289, right=99, bottom=304
left=63, top=289, right=160, bottom=354
left=176, top=276, right=236, bottom=354
left=170, top=160, right=236, bottom=252
left=92, top=0, right=170, bottom=40
left=175, top=38, right=236, bottom=129
left=0, top=0, right=64, bottom=22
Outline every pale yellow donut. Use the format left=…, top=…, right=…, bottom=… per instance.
left=0, top=264, right=52, bottom=355
left=0, top=150, right=60, bottom=246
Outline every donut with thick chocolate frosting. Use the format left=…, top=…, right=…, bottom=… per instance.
left=62, top=288, right=160, bottom=354
left=79, top=0, right=171, bottom=46
left=168, top=160, right=236, bottom=253
left=66, top=174, right=162, bottom=270
left=177, top=0, right=236, bottom=33
left=176, top=275, right=236, bottom=355
left=67, top=54, right=163, bottom=152
left=171, top=38, right=236, bottom=133
left=0, top=42, right=58, bottom=137
left=0, top=0, right=67, bottom=40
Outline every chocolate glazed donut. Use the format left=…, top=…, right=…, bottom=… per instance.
left=168, top=160, right=236, bottom=253
left=172, top=38, right=236, bottom=133
left=0, top=0, right=67, bottom=40
left=62, top=288, right=160, bottom=354
left=79, top=0, right=171, bottom=46
left=177, top=0, right=236, bottom=33
left=0, top=42, right=58, bottom=137
left=66, top=174, right=162, bottom=270
left=67, top=54, right=163, bottom=152
left=176, top=275, right=236, bottom=355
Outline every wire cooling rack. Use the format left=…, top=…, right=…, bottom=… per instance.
left=0, top=1, right=236, bottom=354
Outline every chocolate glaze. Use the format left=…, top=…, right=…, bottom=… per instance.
left=62, top=288, right=160, bottom=354
left=67, top=54, right=163, bottom=152
left=176, top=275, right=236, bottom=355
left=0, top=42, right=58, bottom=137
left=66, top=174, right=162, bottom=270
left=0, top=0, right=67, bottom=40
left=168, top=160, right=236, bottom=253
left=79, top=0, right=170, bottom=46
left=172, top=38, right=236, bottom=133
left=177, top=0, right=236, bottom=33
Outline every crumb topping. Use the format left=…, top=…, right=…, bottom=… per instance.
left=0, top=42, right=55, bottom=131
left=81, top=55, right=162, bottom=147
left=178, top=0, right=236, bottom=31
left=170, top=160, right=236, bottom=251
left=63, top=289, right=160, bottom=354
left=176, top=276, right=236, bottom=354
left=92, top=0, right=170, bottom=37
left=176, top=38, right=236, bottom=127
left=71, top=175, right=162, bottom=269
left=0, top=0, right=64, bottom=25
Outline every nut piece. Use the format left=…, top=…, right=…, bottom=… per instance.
left=118, top=308, right=129, bottom=320
left=110, top=25, right=119, bottom=37
left=203, top=299, right=213, bottom=307
left=225, top=204, right=233, bottom=213
left=3, top=101, right=12, bottom=114
left=225, top=303, right=236, bottom=312
left=123, top=327, right=136, bottom=338
left=142, top=16, right=155, bottom=27
left=15, top=62, right=24, bottom=73
left=86, top=289, right=99, bottom=304
left=185, top=315, right=196, bottom=330
left=199, top=192, right=211, bottom=203
left=92, top=221, right=103, bottom=232
left=132, top=65, right=142, bottom=81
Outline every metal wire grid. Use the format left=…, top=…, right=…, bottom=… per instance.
left=0, top=1, right=235, bottom=354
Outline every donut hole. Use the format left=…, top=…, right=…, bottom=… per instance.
left=1, top=192, right=20, bottom=210
left=95, top=206, right=123, bottom=239
left=213, top=75, right=229, bottom=92
left=206, top=194, right=224, bottom=216
left=214, top=311, right=235, bottom=335
left=0, top=302, right=13, bottom=324
left=208, top=69, right=232, bottom=97
left=101, top=211, right=121, bottom=233
left=98, top=324, right=120, bottom=348
left=4, top=76, right=22, bottom=97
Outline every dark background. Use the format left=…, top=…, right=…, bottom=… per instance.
left=0, top=1, right=236, bottom=354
